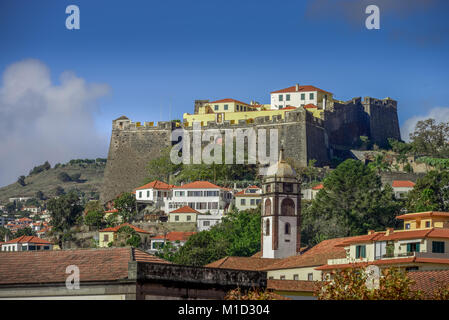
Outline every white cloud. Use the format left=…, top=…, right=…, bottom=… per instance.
left=0, top=59, right=110, bottom=187
left=401, top=107, right=449, bottom=142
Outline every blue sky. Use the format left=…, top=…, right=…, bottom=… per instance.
left=0, top=0, right=448, bottom=185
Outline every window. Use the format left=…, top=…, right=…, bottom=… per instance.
left=241, top=199, right=246, bottom=206
left=268, top=276, right=274, bottom=280
left=356, top=245, right=366, bottom=258
left=280, top=275, right=285, bottom=280
left=256, top=199, right=261, bottom=205
left=224, top=104, right=228, bottom=110
left=281, top=198, right=295, bottom=216
left=104, top=235, right=109, bottom=242
left=203, top=221, right=210, bottom=227
left=264, top=199, right=271, bottom=216
left=146, top=190, right=150, bottom=197
left=405, top=223, right=410, bottom=229
left=175, top=215, right=179, bottom=221
left=301, top=93, right=305, bottom=100
left=279, top=94, right=283, bottom=101
left=265, top=219, right=270, bottom=236
left=293, top=274, right=299, bottom=280
left=406, top=242, right=420, bottom=253
left=307, top=273, right=313, bottom=281
left=187, top=215, right=191, bottom=221
left=139, top=191, right=142, bottom=198
left=309, top=93, right=314, bottom=100
left=28, top=245, right=36, bottom=251
left=432, top=241, right=445, bottom=253
left=285, top=223, right=291, bottom=235
left=425, top=221, right=431, bottom=228
left=250, top=199, right=255, bottom=205
left=214, top=105, right=219, bottom=111
left=286, top=94, right=290, bottom=101
left=284, top=183, right=293, bottom=193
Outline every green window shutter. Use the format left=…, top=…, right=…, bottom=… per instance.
left=356, top=246, right=360, bottom=258
left=416, top=243, right=420, bottom=252
left=361, top=245, right=366, bottom=258
left=407, top=243, right=411, bottom=253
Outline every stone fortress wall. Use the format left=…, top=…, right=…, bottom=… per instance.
left=100, top=97, right=401, bottom=203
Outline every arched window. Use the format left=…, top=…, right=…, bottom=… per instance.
left=265, top=219, right=270, bottom=236
left=281, top=198, right=295, bottom=216
left=264, top=198, right=271, bottom=216
left=285, top=223, right=291, bottom=235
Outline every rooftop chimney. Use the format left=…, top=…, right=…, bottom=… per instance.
left=368, top=230, right=374, bottom=235
left=295, top=83, right=299, bottom=92
left=386, top=228, right=394, bottom=236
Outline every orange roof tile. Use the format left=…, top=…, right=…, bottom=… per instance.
left=271, top=85, right=332, bottom=95
left=396, top=211, right=449, bottom=220
left=174, top=181, right=223, bottom=189
left=169, top=206, right=200, bottom=214
left=99, top=223, right=150, bottom=234
left=135, top=180, right=173, bottom=190
left=304, top=104, right=318, bottom=109
left=267, top=279, right=320, bottom=293
left=235, top=185, right=262, bottom=196
left=209, top=98, right=249, bottom=105
left=151, top=231, right=196, bottom=242
left=392, top=180, right=415, bottom=188
left=205, top=256, right=281, bottom=271
left=3, top=235, right=51, bottom=245
left=312, top=184, right=323, bottom=190
left=409, top=270, right=449, bottom=297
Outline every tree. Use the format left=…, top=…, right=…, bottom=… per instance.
left=35, top=190, right=45, bottom=200
left=147, top=147, right=181, bottom=183
left=367, top=153, right=391, bottom=174
left=225, top=288, right=284, bottom=300
left=54, top=186, right=65, bottom=196
left=84, top=210, right=104, bottom=229
left=409, top=119, right=449, bottom=157
left=406, top=170, right=449, bottom=212
left=57, top=172, right=72, bottom=182
left=302, top=159, right=401, bottom=245
left=71, top=173, right=81, bottom=182
left=47, top=192, right=83, bottom=247
left=0, top=227, right=12, bottom=241
left=15, top=227, right=35, bottom=237
left=115, top=225, right=141, bottom=247
left=114, top=192, right=137, bottom=222
left=161, top=209, right=261, bottom=266
left=17, top=176, right=26, bottom=186
left=316, top=267, right=423, bottom=300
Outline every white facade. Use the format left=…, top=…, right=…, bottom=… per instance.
left=392, top=186, right=414, bottom=199
left=235, top=186, right=262, bottom=211
left=270, top=85, right=332, bottom=110
left=197, top=214, right=223, bottom=232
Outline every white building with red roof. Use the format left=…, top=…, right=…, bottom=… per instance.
left=149, top=231, right=196, bottom=254
left=1, top=235, right=52, bottom=252
left=168, top=206, right=200, bottom=223
left=134, top=180, right=175, bottom=210
left=270, top=84, right=333, bottom=110
left=166, top=181, right=233, bottom=215
left=234, top=185, right=262, bottom=211
left=391, top=180, right=415, bottom=199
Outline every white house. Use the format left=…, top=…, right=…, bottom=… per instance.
left=234, top=185, right=262, bottom=211
left=270, top=84, right=333, bottom=110
left=22, top=206, right=41, bottom=214
left=134, top=180, right=174, bottom=210
left=1, top=235, right=52, bottom=252
left=197, top=214, right=223, bottom=232
left=168, top=206, right=200, bottom=223
left=301, top=183, right=323, bottom=200
left=391, top=180, right=415, bottom=199
left=148, top=231, right=196, bottom=254
left=165, top=181, right=233, bottom=215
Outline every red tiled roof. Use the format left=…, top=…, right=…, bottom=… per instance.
left=205, top=256, right=281, bottom=271
left=312, top=184, right=323, bottom=190
left=409, top=270, right=449, bottom=297
left=235, top=185, right=262, bottom=196
left=105, top=209, right=118, bottom=214
left=267, top=279, right=320, bottom=293
left=281, top=106, right=297, bottom=110
left=392, top=180, right=415, bottom=188
left=209, top=98, right=249, bottom=105
left=151, top=231, right=196, bottom=242
left=271, top=85, right=332, bottom=95
left=135, top=180, right=173, bottom=190
left=3, top=235, right=51, bottom=245
left=0, top=247, right=169, bottom=285
left=396, top=211, right=449, bottom=220
left=174, top=181, right=223, bottom=189
left=304, top=104, right=318, bottom=109
left=169, top=206, right=200, bottom=214
left=335, top=232, right=385, bottom=247
left=99, top=223, right=150, bottom=234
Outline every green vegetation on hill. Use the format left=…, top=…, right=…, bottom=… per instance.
left=0, top=159, right=106, bottom=203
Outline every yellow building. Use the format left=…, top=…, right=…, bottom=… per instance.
left=98, top=223, right=151, bottom=248
left=168, top=206, right=200, bottom=223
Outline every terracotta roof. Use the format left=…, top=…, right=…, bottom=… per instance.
left=133, top=248, right=171, bottom=264
left=235, top=185, right=262, bottom=196
left=336, top=228, right=449, bottom=244
left=304, top=104, right=318, bottom=109
left=0, top=247, right=169, bottom=285
left=169, top=206, right=200, bottom=214
left=280, top=106, right=297, bottom=110
left=396, top=211, right=449, bottom=220
left=267, top=279, right=320, bottom=293
left=316, top=257, right=449, bottom=271
left=174, top=181, right=223, bottom=189
left=392, top=180, right=416, bottom=188
left=335, top=232, right=385, bottom=246
left=151, top=231, right=196, bottom=242
left=263, top=235, right=372, bottom=271
left=135, top=180, right=173, bottom=190
left=409, top=270, right=449, bottom=297
left=3, top=235, right=51, bottom=245
left=209, top=98, right=249, bottom=105
left=205, top=256, right=281, bottom=272
left=271, top=85, right=332, bottom=95
left=99, top=223, right=150, bottom=234
left=105, top=209, right=118, bottom=214
left=312, top=184, right=323, bottom=190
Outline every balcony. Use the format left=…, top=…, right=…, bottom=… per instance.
left=376, top=251, right=449, bottom=260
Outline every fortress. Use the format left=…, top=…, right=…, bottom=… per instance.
left=100, top=84, right=401, bottom=203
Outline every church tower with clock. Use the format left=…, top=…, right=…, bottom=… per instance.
left=261, top=148, right=301, bottom=259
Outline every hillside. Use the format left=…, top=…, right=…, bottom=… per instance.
left=0, top=160, right=106, bottom=203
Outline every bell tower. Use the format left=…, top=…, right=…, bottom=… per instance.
left=261, top=148, right=301, bottom=259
